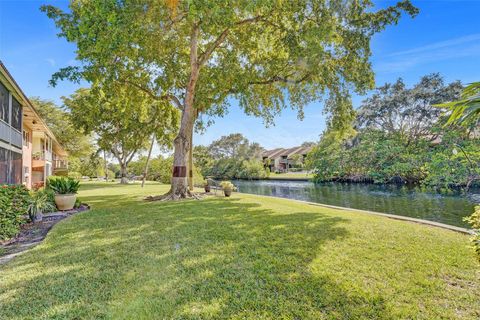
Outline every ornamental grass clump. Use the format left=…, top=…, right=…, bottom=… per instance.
left=28, top=189, right=57, bottom=222
left=0, top=185, right=31, bottom=240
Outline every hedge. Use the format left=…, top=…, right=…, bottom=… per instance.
left=0, top=185, right=31, bottom=240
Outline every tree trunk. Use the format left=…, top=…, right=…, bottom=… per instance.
left=147, top=24, right=199, bottom=201
left=142, top=135, right=155, bottom=188
left=104, top=150, right=109, bottom=181
left=119, top=163, right=128, bottom=184
left=188, top=126, right=194, bottom=191
left=169, top=108, right=195, bottom=197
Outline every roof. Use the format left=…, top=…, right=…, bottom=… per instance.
left=0, top=60, right=67, bottom=157
left=262, top=148, right=285, bottom=159
left=262, top=146, right=313, bottom=159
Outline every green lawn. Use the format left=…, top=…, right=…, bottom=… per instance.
left=268, top=172, right=313, bottom=180
left=1, top=182, right=479, bottom=319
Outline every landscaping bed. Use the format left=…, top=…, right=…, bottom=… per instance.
left=0, top=205, right=89, bottom=265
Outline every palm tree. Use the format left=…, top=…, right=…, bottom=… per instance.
left=437, top=82, right=480, bottom=127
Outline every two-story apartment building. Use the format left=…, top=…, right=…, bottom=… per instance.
left=0, top=61, right=67, bottom=188
left=262, top=146, right=312, bottom=173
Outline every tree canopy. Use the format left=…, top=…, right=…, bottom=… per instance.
left=307, top=74, right=478, bottom=190
left=209, top=133, right=264, bottom=160
left=43, top=0, right=418, bottom=197
left=30, top=97, right=94, bottom=159
left=356, top=74, right=462, bottom=144
left=194, top=133, right=267, bottom=179
left=63, top=84, right=179, bottom=183
left=29, top=97, right=103, bottom=177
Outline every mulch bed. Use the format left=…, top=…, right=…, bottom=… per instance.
left=0, top=205, right=90, bottom=266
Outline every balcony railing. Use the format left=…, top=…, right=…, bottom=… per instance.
left=32, top=150, right=53, bottom=161
left=32, top=151, right=45, bottom=161
left=53, top=159, right=68, bottom=171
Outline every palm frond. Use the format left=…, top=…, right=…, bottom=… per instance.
left=435, top=82, right=480, bottom=126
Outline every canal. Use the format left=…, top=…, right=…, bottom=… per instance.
left=233, top=180, right=480, bottom=228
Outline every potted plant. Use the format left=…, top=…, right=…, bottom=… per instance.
left=204, top=181, right=211, bottom=193
left=48, top=177, right=80, bottom=211
left=220, top=181, right=234, bottom=197
left=28, top=190, right=56, bottom=222
left=32, top=152, right=42, bottom=160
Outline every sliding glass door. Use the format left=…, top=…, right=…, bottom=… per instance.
left=0, top=147, right=22, bottom=184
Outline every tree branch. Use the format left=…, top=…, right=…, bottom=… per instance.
left=126, top=149, right=137, bottom=165
left=119, top=79, right=183, bottom=110
left=163, top=94, right=183, bottom=110
left=249, top=73, right=312, bottom=85
left=198, top=15, right=266, bottom=67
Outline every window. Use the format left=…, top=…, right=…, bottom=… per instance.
left=23, top=130, right=29, bottom=147
left=11, top=151, right=22, bottom=184
left=11, top=97, right=22, bottom=131
left=0, top=82, right=8, bottom=123
left=0, top=148, right=23, bottom=185
left=0, top=147, right=8, bottom=184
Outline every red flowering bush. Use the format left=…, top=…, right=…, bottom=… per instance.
left=0, top=184, right=31, bottom=240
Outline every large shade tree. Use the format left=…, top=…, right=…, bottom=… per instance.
left=43, top=0, right=417, bottom=198
left=356, top=74, right=462, bottom=144
left=209, top=133, right=263, bottom=160
left=63, top=85, right=179, bottom=183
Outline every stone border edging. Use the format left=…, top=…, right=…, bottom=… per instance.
left=237, top=192, right=474, bottom=235
left=266, top=177, right=311, bottom=182
left=0, top=205, right=90, bottom=266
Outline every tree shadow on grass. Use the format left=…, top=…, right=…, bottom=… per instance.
left=0, top=197, right=392, bottom=319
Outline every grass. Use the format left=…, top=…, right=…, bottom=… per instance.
left=1, top=182, right=479, bottom=319
left=268, top=172, right=313, bottom=180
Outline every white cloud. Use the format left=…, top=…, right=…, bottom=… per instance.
left=375, top=33, right=480, bottom=73
left=46, top=58, right=56, bottom=67
left=387, top=33, right=480, bottom=57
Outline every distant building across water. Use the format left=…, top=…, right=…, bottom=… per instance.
left=262, top=146, right=312, bottom=173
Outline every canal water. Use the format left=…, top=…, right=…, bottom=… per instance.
left=233, top=180, right=480, bottom=228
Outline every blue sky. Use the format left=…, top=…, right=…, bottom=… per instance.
left=1, top=0, right=480, bottom=153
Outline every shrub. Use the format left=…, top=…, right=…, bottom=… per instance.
left=238, top=159, right=267, bottom=180
left=48, top=177, right=80, bottom=194
left=28, top=190, right=57, bottom=221
left=74, top=198, right=82, bottom=208
left=68, top=171, right=82, bottom=180
left=464, top=206, right=480, bottom=262
left=206, top=158, right=267, bottom=180
left=0, top=185, right=31, bottom=240
left=34, top=188, right=56, bottom=213
left=423, top=139, right=480, bottom=190
left=105, top=169, right=116, bottom=180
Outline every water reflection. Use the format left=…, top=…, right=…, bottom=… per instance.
left=233, top=180, right=479, bottom=228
